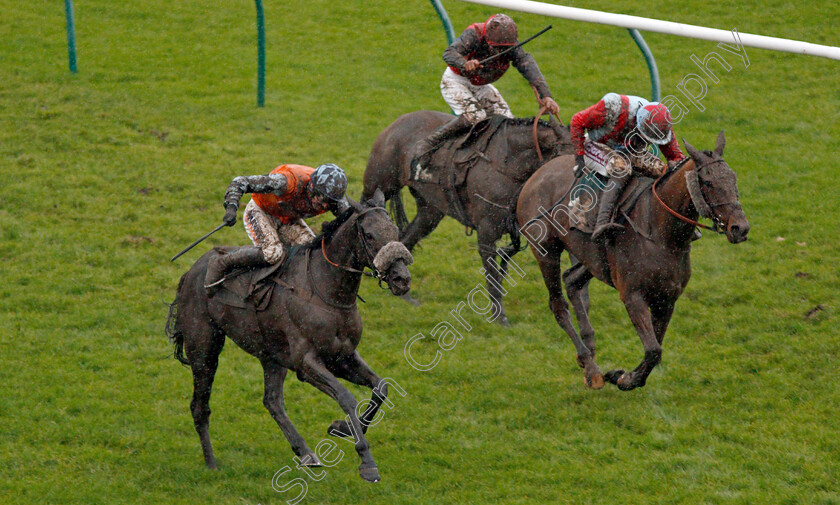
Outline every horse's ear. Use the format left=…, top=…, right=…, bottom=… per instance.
left=683, top=138, right=702, bottom=160
left=347, top=197, right=362, bottom=212
left=372, top=188, right=386, bottom=208
left=714, top=130, right=726, bottom=156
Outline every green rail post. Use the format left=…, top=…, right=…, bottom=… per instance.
left=430, top=0, right=455, bottom=45
left=65, top=0, right=77, bottom=73
left=627, top=29, right=660, bottom=102
left=255, top=0, right=266, bottom=107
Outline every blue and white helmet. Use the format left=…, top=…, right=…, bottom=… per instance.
left=310, top=164, right=348, bottom=201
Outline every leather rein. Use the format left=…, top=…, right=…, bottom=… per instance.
left=651, top=158, right=727, bottom=233
left=307, top=206, right=390, bottom=310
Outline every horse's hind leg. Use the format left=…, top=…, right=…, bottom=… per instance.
left=261, top=360, right=320, bottom=467
left=184, top=316, right=225, bottom=469
left=534, top=243, right=603, bottom=389
left=563, top=257, right=597, bottom=362
left=325, top=351, right=396, bottom=436
left=298, top=352, right=380, bottom=483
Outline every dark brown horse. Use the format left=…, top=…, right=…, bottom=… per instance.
left=362, top=110, right=572, bottom=325
left=516, top=132, right=749, bottom=390
left=166, top=190, right=412, bottom=482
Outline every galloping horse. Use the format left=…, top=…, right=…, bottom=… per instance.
left=516, top=132, right=749, bottom=390
left=363, top=110, right=572, bottom=324
left=166, top=190, right=412, bottom=482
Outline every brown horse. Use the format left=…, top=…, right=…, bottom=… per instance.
left=516, top=132, right=749, bottom=390
left=166, top=190, right=412, bottom=482
left=362, top=110, right=572, bottom=325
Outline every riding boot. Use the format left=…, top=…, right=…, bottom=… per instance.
left=204, top=246, right=268, bottom=295
left=591, top=176, right=630, bottom=244
left=410, top=114, right=473, bottom=173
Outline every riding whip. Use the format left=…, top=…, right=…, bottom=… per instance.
left=477, top=25, right=553, bottom=66
left=170, top=223, right=227, bottom=262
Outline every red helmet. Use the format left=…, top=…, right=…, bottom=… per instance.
left=485, top=14, right=518, bottom=47
left=636, top=103, right=674, bottom=145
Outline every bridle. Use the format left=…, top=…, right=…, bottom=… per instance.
left=320, top=206, right=391, bottom=283
left=652, top=158, right=733, bottom=234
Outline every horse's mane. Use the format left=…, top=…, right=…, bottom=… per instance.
left=299, top=206, right=357, bottom=251
left=502, top=116, right=554, bottom=128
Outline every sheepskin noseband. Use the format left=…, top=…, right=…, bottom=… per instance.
left=373, top=241, right=414, bottom=272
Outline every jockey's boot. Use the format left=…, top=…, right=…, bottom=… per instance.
left=692, top=228, right=703, bottom=241
left=591, top=176, right=629, bottom=244
left=204, top=246, right=267, bottom=295
left=410, top=114, right=473, bottom=173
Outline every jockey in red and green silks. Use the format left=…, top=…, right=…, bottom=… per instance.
left=570, top=93, right=686, bottom=243
left=204, top=163, right=350, bottom=294
left=410, top=14, right=559, bottom=171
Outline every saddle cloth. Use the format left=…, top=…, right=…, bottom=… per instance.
left=410, top=114, right=508, bottom=186
left=567, top=171, right=656, bottom=235
left=211, top=245, right=299, bottom=310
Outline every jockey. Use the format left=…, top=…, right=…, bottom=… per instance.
left=410, top=13, right=560, bottom=171
left=204, top=163, right=350, bottom=293
left=570, top=93, right=686, bottom=242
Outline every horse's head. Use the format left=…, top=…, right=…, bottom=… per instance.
left=683, top=131, right=750, bottom=244
left=337, top=189, right=412, bottom=296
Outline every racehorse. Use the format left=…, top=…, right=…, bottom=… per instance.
left=516, top=132, right=749, bottom=390
left=166, top=190, right=412, bottom=482
left=362, top=110, right=572, bottom=325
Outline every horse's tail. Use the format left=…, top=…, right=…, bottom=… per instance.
left=389, top=189, right=410, bottom=234
left=165, top=274, right=190, bottom=367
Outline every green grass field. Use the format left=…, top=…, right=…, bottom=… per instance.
left=1, top=1, right=838, bottom=503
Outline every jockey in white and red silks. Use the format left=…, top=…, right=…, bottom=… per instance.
left=410, top=13, right=560, bottom=171
left=570, top=93, right=686, bottom=242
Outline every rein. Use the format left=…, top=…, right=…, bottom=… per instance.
left=651, top=159, right=725, bottom=233
left=306, top=206, right=390, bottom=310
left=531, top=86, right=565, bottom=162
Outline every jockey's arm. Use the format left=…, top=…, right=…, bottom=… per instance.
left=510, top=47, right=552, bottom=102
left=223, top=173, right=290, bottom=210
left=570, top=100, right=610, bottom=156
left=660, top=133, right=686, bottom=163
left=442, top=28, right=480, bottom=72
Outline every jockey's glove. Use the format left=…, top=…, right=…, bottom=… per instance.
left=223, top=204, right=237, bottom=227
left=575, top=154, right=585, bottom=173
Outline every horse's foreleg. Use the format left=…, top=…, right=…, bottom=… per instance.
left=607, top=292, right=662, bottom=391
left=400, top=200, right=444, bottom=251
left=534, top=247, right=603, bottom=389
left=299, top=352, right=380, bottom=483
left=478, top=239, right=510, bottom=327
left=261, top=361, right=320, bottom=467
left=651, top=299, right=676, bottom=345
left=563, top=258, right=596, bottom=361
left=327, top=351, right=389, bottom=435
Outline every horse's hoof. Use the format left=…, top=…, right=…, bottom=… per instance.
left=495, top=316, right=511, bottom=327
left=299, top=453, right=322, bottom=467
left=327, top=419, right=351, bottom=437
left=400, top=293, right=421, bottom=306
left=585, top=373, right=605, bottom=390
left=617, top=373, right=636, bottom=391
left=604, top=369, right=625, bottom=385
left=359, top=465, right=381, bottom=483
